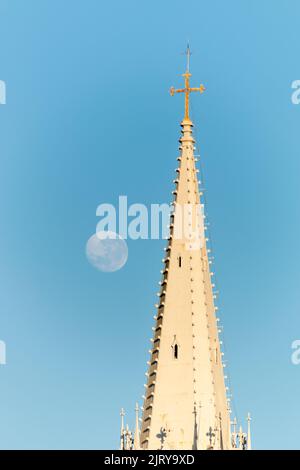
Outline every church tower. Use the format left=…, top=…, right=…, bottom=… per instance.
left=120, top=47, right=251, bottom=451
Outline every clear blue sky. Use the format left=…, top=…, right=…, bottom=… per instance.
left=0, top=0, right=299, bottom=449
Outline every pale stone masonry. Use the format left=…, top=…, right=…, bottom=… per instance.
left=119, top=47, right=251, bottom=451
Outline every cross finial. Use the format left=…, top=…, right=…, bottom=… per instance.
left=206, top=426, right=215, bottom=447
left=156, top=427, right=168, bottom=449
left=170, top=45, right=205, bottom=122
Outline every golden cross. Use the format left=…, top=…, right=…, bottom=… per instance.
left=170, top=45, right=205, bottom=121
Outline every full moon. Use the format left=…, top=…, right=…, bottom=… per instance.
left=86, top=231, right=128, bottom=272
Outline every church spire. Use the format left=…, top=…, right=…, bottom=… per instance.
left=138, top=48, right=234, bottom=450
left=119, top=48, right=251, bottom=451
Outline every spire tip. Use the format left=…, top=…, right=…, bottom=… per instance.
left=186, top=43, right=191, bottom=72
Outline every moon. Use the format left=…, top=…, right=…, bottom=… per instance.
left=86, top=231, right=128, bottom=272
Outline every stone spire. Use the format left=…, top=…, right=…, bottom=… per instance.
left=140, top=47, right=232, bottom=450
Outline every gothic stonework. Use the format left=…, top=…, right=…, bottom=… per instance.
left=119, top=46, right=251, bottom=451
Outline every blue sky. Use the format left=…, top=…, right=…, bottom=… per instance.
left=0, top=0, right=300, bottom=449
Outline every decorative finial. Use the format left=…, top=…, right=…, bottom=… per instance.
left=124, top=424, right=133, bottom=450
left=247, top=412, right=252, bottom=450
left=196, top=401, right=202, bottom=450
left=206, top=426, right=215, bottom=449
left=218, top=412, right=224, bottom=450
left=170, top=45, right=205, bottom=122
left=238, top=425, right=247, bottom=450
left=231, top=417, right=237, bottom=448
left=120, top=408, right=125, bottom=450
left=133, top=403, right=140, bottom=450
left=238, top=426, right=243, bottom=450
